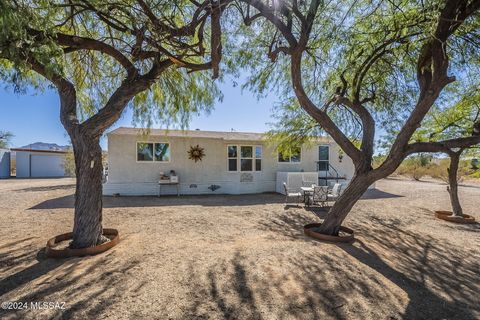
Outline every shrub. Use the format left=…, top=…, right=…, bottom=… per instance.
left=394, top=155, right=432, bottom=181
left=63, top=150, right=76, bottom=177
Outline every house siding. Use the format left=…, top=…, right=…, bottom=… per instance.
left=15, top=151, right=66, bottom=178
left=103, top=132, right=356, bottom=196
left=0, top=149, right=10, bottom=179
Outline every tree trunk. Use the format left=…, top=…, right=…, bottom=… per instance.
left=70, top=132, right=104, bottom=248
left=447, top=152, right=463, bottom=217
left=318, top=174, right=372, bottom=235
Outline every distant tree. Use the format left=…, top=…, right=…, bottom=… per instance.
left=410, top=81, right=480, bottom=216
left=0, top=1, right=222, bottom=248
left=234, top=0, right=480, bottom=235
left=0, top=130, right=13, bottom=148
left=62, top=148, right=75, bottom=177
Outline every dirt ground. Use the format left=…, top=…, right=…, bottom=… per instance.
left=0, top=177, right=479, bottom=320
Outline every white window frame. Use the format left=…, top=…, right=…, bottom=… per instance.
left=255, top=146, right=262, bottom=172
left=240, top=145, right=254, bottom=172
left=227, top=144, right=262, bottom=172
left=136, top=142, right=171, bottom=163
left=277, top=147, right=302, bottom=164
left=227, top=145, right=238, bottom=172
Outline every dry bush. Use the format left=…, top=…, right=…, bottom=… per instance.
left=395, top=156, right=432, bottom=181
left=428, top=160, right=450, bottom=183
left=63, top=151, right=76, bottom=177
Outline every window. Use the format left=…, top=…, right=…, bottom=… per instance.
left=255, top=146, right=262, bottom=171
left=227, top=145, right=262, bottom=172
left=227, top=145, right=237, bottom=171
left=278, top=147, right=301, bottom=163
left=137, top=142, right=170, bottom=162
left=318, top=145, right=329, bottom=171
left=137, top=143, right=153, bottom=161
left=240, top=146, right=253, bottom=171
left=155, top=143, right=170, bottom=162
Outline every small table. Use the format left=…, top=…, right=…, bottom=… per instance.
left=158, top=180, right=180, bottom=197
left=301, top=187, right=314, bottom=206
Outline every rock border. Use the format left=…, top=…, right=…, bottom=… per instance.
left=434, top=211, right=476, bottom=224
left=45, top=228, right=120, bottom=258
left=304, top=223, right=354, bottom=243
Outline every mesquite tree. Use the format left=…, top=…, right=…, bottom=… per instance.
left=411, top=82, right=480, bottom=216
left=0, top=1, right=224, bottom=248
left=232, top=0, right=480, bottom=235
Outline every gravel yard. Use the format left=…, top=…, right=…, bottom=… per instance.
left=0, top=177, right=479, bottom=320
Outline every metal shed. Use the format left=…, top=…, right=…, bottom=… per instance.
left=0, top=149, right=10, bottom=179
left=11, top=148, right=67, bottom=178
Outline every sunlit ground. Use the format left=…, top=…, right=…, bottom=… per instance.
left=0, top=177, right=479, bottom=319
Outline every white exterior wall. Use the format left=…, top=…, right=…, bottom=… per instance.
left=103, top=133, right=357, bottom=196
left=0, top=149, right=10, bottom=179
left=15, top=151, right=66, bottom=178
left=15, top=151, right=30, bottom=178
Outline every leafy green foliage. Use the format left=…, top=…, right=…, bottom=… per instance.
left=0, top=130, right=13, bottom=148
left=132, top=67, right=222, bottom=128
left=0, top=0, right=221, bottom=128
left=413, top=80, right=480, bottom=143
left=231, top=1, right=479, bottom=159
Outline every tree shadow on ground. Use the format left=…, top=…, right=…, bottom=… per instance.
left=0, top=238, right=145, bottom=320
left=0, top=248, right=64, bottom=297
left=14, top=184, right=75, bottom=192
left=30, top=188, right=402, bottom=211
left=345, top=217, right=479, bottom=319
left=29, top=193, right=286, bottom=210
left=181, top=248, right=395, bottom=319
left=181, top=211, right=479, bottom=319
left=441, top=222, right=480, bottom=232
left=359, top=188, right=403, bottom=200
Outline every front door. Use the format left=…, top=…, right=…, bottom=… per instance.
left=318, top=145, right=329, bottom=172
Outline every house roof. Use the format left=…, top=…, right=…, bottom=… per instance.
left=109, top=127, right=265, bottom=141
left=10, top=148, right=69, bottom=154
left=108, top=127, right=331, bottom=143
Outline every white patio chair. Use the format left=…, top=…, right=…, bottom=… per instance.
left=327, top=183, right=343, bottom=202
left=309, top=186, right=328, bottom=207
left=283, top=182, right=302, bottom=205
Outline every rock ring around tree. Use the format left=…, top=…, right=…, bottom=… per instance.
left=45, top=229, right=119, bottom=258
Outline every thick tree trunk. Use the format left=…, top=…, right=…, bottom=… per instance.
left=447, top=152, right=463, bottom=217
left=70, top=133, right=104, bottom=248
left=318, top=174, right=372, bottom=235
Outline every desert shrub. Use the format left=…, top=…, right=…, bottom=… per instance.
left=429, top=160, right=449, bottom=182
left=62, top=149, right=108, bottom=177
left=467, top=170, right=480, bottom=179
left=470, top=158, right=479, bottom=170
left=392, top=154, right=480, bottom=182
left=63, top=150, right=76, bottom=177
left=411, top=165, right=428, bottom=181
left=395, top=162, right=427, bottom=180
left=372, top=155, right=386, bottom=169
left=394, top=155, right=432, bottom=181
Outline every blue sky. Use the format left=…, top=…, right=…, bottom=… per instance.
left=0, top=76, right=277, bottom=150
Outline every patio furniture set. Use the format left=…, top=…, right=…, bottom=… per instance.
left=283, top=181, right=344, bottom=207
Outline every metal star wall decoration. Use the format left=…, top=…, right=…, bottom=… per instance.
left=188, top=144, right=205, bottom=162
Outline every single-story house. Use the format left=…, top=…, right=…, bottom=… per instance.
left=11, top=148, right=68, bottom=178
left=103, top=127, right=360, bottom=196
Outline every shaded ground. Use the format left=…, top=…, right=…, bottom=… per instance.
left=0, top=177, right=478, bottom=319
